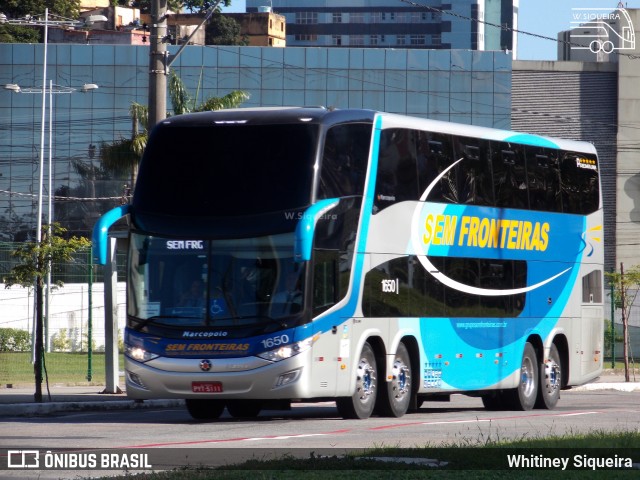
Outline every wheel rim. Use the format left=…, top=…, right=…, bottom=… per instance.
left=521, top=356, right=536, bottom=398
left=545, top=360, right=561, bottom=392
left=356, top=358, right=376, bottom=402
left=391, top=359, right=411, bottom=399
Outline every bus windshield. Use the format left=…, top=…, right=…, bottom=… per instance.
left=134, top=123, right=318, bottom=217
left=127, top=232, right=305, bottom=330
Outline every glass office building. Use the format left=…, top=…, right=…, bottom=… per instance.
left=0, top=44, right=511, bottom=240
left=246, top=0, right=518, bottom=52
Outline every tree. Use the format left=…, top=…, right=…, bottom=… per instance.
left=168, top=70, right=249, bottom=114
left=0, top=0, right=81, bottom=19
left=3, top=223, right=90, bottom=402
left=128, top=0, right=188, bottom=14
left=100, top=103, right=148, bottom=192
left=116, top=0, right=232, bottom=13
left=183, top=0, right=231, bottom=13
left=100, top=72, right=248, bottom=188
left=205, top=12, right=248, bottom=46
left=606, top=264, right=640, bottom=382
left=0, top=24, right=40, bottom=43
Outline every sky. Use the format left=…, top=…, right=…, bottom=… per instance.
left=220, top=1, right=639, bottom=61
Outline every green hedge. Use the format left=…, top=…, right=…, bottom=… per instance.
left=0, top=328, right=31, bottom=352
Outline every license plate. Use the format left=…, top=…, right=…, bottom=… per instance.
left=192, top=381, right=223, bottom=393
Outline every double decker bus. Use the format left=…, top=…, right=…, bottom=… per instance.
left=93, top=107, right=604, bottom=420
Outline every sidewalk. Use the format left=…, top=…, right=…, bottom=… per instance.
left=0, top=384, right=183, bottom=417
left=0, top=371, right=638, bottom=418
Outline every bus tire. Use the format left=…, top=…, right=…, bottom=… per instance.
left=504, top=342, right=539, bottom=411
left=535, top=343, right=561, bottom=410
left=227, top=400, right=263, bottom=418
left=377, top=342, right=412, bottom=417
left=185, top=399, right=225, bottom=420
left=336, top=342, right=378, bottom=419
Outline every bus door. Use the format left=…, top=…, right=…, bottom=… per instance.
left=581, top=270, right=604, bottom=376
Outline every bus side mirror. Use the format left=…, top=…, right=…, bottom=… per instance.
left=92, top=204, right=131, bottom=265
left=293, top=198, right=339, bottom=263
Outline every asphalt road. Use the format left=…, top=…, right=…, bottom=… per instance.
left=2, top=389, right=638, bottom=454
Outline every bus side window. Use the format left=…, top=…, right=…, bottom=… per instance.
left=560, top=153, right=599, bottom=215
left=318, top=123, right=370, bottom=199
left=312, top=250, right=338, bottom=315
left=582, top=270, right=602, bottom=303
left=492, top=141, right=529, bottom=209
left=478, top=260, right=526, bottom=316
left=454, top=136, right=493, bottom=206
left=444, top=258, right=480, bottom=315
left=373, top=128, right=420, bottom=213
left=417, top=131, right=457, bottom=203
left=311, top=198, right=360, bottom=314
left=527, top=147, right=562, bottom=213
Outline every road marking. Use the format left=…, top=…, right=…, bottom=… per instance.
left=369, top=411, right=602, bottom=431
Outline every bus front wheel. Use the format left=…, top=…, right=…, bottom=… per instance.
left=185, top=398, right=225, bottom=421
left=336, top=342, right=378, bottom=419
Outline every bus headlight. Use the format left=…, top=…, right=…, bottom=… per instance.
left=125, top=345, right=159, bottom=363
left=257, top=338, right=312, bottom=362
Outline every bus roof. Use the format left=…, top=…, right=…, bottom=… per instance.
left=155, top=107, right=596, bottom=155
left=155, top=106, right=377, bottom=127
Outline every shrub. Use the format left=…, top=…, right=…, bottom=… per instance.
left=52, top=329, right=71, bottom=352
left=0, top=328, right=31, bottom=352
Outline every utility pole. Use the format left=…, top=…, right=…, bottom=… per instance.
left=148, top=0, right=168, bottom=129
left=147, top=1, right=222, bottom=129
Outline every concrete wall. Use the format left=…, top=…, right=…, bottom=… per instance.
left=616, top=9, right=640, bottom=270
left=0, top=283, right=126, bottom=351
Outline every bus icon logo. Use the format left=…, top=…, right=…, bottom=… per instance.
left=7, top=450, right=40, bottom=469
left=570, top=7, right=636, bottom=54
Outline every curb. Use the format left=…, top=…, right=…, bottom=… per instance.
left=571, top=382, right=640, bottom=392
left=0, top=399, right=184, bottom=417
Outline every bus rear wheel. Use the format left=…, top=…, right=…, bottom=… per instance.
left=535, top=343, right=561, bottom=409
left=377, top=342, right=412, bottom=417
left=504, top=342, right=539, bottom=411
left=185, top=399, right=225, bottom=421
left=336, top=342, right=378, bottom=419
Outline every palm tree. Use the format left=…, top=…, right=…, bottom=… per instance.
left=100, top=72, right=249, bottom=191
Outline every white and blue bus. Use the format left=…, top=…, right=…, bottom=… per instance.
left=93, top=107, right=604, bottom=420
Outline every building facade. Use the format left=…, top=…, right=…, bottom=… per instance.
left=246, top=0, right=518, bottom=54
left=0, top=44, right=511, bottom=240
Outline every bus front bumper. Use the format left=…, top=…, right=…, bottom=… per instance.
left=124, top=351, right=313, bottom=400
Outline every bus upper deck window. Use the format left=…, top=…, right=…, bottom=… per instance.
left=502, top=150, right=516, bottom=165
left=463, top=145, right=480, bottom=162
